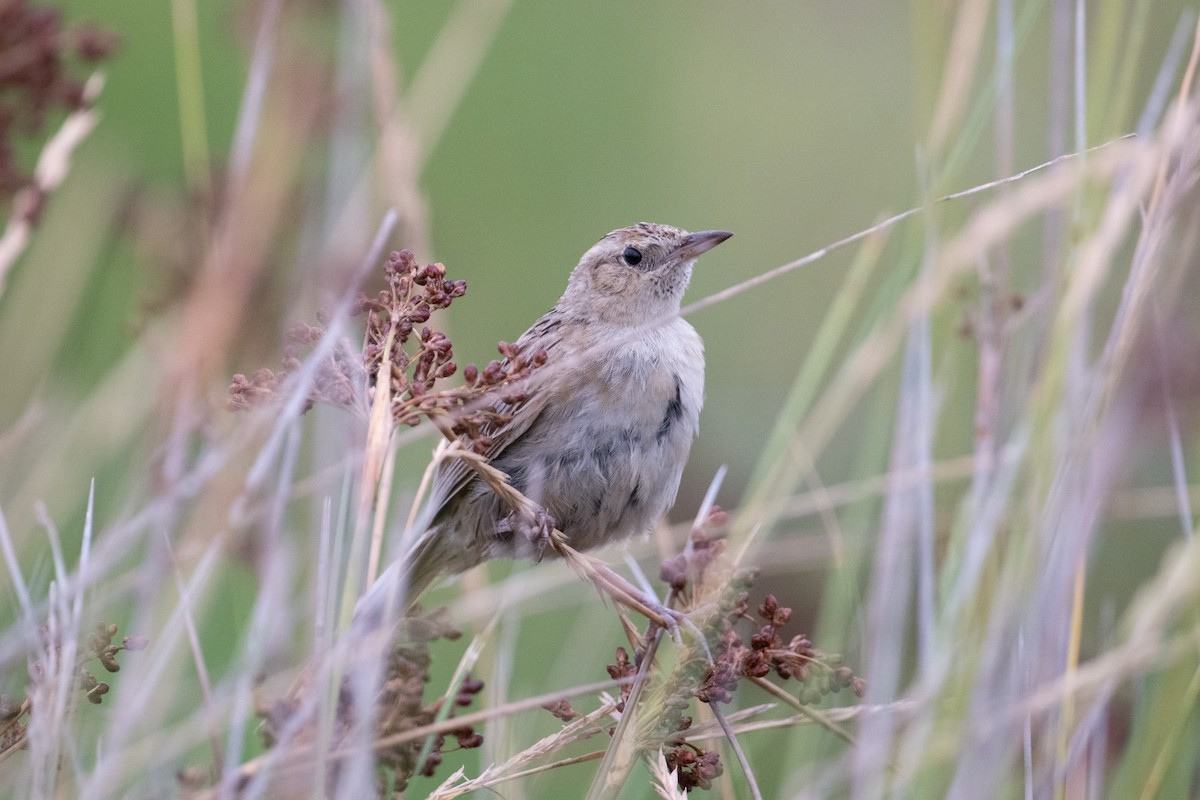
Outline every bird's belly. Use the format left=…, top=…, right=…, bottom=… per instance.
left=487, top=340, right=702, bottom=556
left=535, top=418, right=675, bottom=551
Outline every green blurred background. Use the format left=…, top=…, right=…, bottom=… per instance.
left=18, top=0, right=1188, bottom=511
left=4, top=0, right=1198, bottom=795
left=22, top=0, right=932, bottom=506
left=29, top=0, right=1189, bottom=504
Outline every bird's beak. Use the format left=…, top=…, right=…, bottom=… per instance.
left=675, top=230, right=733, bottom=261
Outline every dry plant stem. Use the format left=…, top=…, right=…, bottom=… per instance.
left=375, top=676, right=629, bottom=751
left=591, top=525, right=726, bottom=798
left=365, top=0, right=428, bottom=256
left=748, top=676, right=856, bottom=747
left=585, top=630, right=666, bottom=800
left=216, top=675, right=639, bottom=794
left=368, top=435, right=400, bottom=584
left=363, top=325, right=398, bottom=585
left=568, top=552, right=682, bottom=630
left=405, top=0, right=517, bottom=169
left=0, top=699, right=32, bottom=764
left=617, top=591, right=676, bottom=721
left=290, top=213, right=393, bottom=621
left=708, top=701, right=763, bottom=800
left=896, top=628, right=1200, bottom=792
left=238, top=229, right=399, bottom=503
left=362, top=328, right=400, bottom=585
left=436, top=750, right=607, bottom=794
left=683, top=701, right=920, bottom=742
left=679, top=133, right=1135, bottom=319
left=431, top=702, right=619, bottom=798
left=416, top=619, right=496, bottom=773
left=447, top=451, right=1010, bottom=626
left=1148, top=14, right=1200, bottom=207
left=743, top=126, right=1179, bottom=581
left=399, top=438, right=448, bottom=550
left=584, top=476, right=726, bottom=796
left=0, top=73, right=104, bottom=298
left=163, top=534, right=224, bottom=780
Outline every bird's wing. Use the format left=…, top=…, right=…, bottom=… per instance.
left=423, top=310, right=567, bottom=519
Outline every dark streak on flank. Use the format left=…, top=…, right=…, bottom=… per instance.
left=591, top=439, right=616, bottom=481
left=656, top=374, right=684, bottom=444
left=620, top=426, right=642, bottom=448
left=533, top=314, right=562, bottom=336
left=503, top=461, right=526, bottom=495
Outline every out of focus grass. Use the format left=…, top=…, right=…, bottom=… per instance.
left=2, top=0, right=1200, bottom=797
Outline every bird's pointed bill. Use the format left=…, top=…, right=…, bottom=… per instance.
left=675, top=230, right=733, bottom=261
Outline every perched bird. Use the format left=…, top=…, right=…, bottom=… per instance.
left=358, top=222, right=732, bottom=628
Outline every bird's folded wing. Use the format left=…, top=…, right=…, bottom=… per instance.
left=423, top=315, right=568, bottom=521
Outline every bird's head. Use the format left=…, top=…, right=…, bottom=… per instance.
left=559, top=222, right=732, bottom=324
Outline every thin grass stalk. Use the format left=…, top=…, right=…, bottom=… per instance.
left=229, top=0, right=283, bottom=181
left=0, top=74, right=103, bottom=296
left=169, top=0, right=211, bottom=197
left=80, top=542, right=222, bottom=794
left=164, top=529, right=224, bottom=781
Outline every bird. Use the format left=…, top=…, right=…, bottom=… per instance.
left=356, top=222, right=732, bottom=631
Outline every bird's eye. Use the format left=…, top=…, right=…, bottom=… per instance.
left=622, top=246, right=643, bottom=266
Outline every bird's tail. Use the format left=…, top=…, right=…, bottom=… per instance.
left=285, top=531, right=446, bottom=704
left=350, top=528, right=448, bottom=640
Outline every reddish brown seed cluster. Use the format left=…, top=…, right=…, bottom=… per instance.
left=658, top=508, right=729, bottom=595
left=355, top=250, right=467, bottom=407
left=657, top=507, right=863, bottom=712
left=228, top=368, right=289, bottom=411
left=601, top=644, right=724, bottom=793
left=415, top=674, right=485, bottom=778
left=697, top=593, right=864, bottom=707
left=358, top=251, right=546, bottom=446
left=0, top=623, right=143, bottom=765
left=229, top=250, right=548, bottom=456
left=541, top=699, right=579, bottom=722
left=0, top=0, right=118, bottom=208
left=447, top=340, right=547, bottom=455
left=374, top=608, right=485, bottom=788
left=662, top=743, right=724, bottom=792
left=228, top=320, right=363, bottom=414
left=4, top=617, right=147, bottom=765
left=258, top=607, right=484, bottom=792
left=605, top=646, right=639, bottom=712
left=76, top=622, right=147, bottom=705
left=594, top=512, right=866, bottom=792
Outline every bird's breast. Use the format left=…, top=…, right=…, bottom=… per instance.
left=504, top=319, right=705, bottom=551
